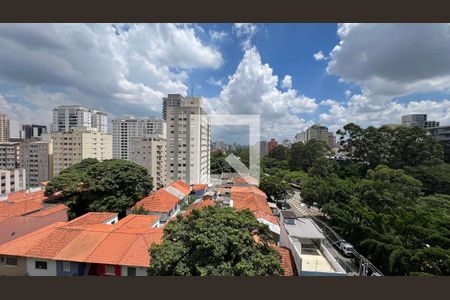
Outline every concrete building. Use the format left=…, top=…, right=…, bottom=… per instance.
left=426, top=125, right=450, bottom=142
left=268, top=138, right=278, bottom=153
left=296, top=124, right=336, bottom=148
left=21, top=125, right=47, bottom=139
left=0, top=169, right=26, bottom=196
left=327, top=132, right=336, bottom=149
left=130, top=135, right=167, bottom=189
left=162, top=94, right=185, bottom=121
left=259, top=141, right=269, bottom=156
left=52, top=105, right=108, bottom=133
left=166, top=96, right=210, bottom=185
left=112, top=118, right=166, bottom=161
left=401, top=114, right=440, bottom=128
left=0, top=114, right=9, bottom=143
left=0, top=142, right=20, bottom=169
left=19, top=141, right=53, bottom=188
left=44, top=128, right=112, bottom=176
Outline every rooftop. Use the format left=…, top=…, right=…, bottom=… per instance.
left=132, top=189, right=180, bottom=213
left=0, top=213, right=163, bottom=267
left=284, top=218, right=325, bottom=240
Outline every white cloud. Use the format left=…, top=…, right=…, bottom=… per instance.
left=313, top=50, right=327, bottom=61
left=209, top=30, right=228, bottom=42
left=233, top=23, right=259, bottom=50
left=206, top=47, right=318, bottom=141
left=345, top=90, right=352, bottom=98
left=327, top=23, right=450, bottom=98
left=0, top=23, right=223, bottom=124
left=281, top=75, right=292, bottom=89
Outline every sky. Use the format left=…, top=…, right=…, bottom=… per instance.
left=0, top=23, right=449, bottom=144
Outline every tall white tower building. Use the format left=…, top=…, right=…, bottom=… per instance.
left=166, top=96, right=210, bottom=185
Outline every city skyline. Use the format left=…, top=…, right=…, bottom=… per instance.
left=1, top=24, right=449, bottom=145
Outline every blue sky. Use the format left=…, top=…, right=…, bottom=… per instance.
left=0, top=23, right=449, bottom=144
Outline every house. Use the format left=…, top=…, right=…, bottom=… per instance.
left=232, top=176, right=259, bottom=186
left=0, top=212, right=162, bottom=276
left=279, top=212, right=347, bottom=276
left=230, top=186, right=280, bottom=239
left=191, top=184, right=208, bottom=199
left=0, top=189, right=68, bottom=245
left=129, top=180, right=192, bottom=224
left=182, top=199, right=215, bottom=217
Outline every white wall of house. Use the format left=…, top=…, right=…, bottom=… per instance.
left=121, top=266, right=148, bottom=276
left=26, top=258, right=57, bottom=276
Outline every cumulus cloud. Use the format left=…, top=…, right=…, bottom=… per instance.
left=209, top=30, right=228, bottom=42
left=0, top=23, right=223, bottom=124
left=313, top=50, right=327, bottom=61
left=327, top=23, right=450, bottom=98
left=281, top=75, right=292, bottom=89
left=205, top=47, right=317, bottom=141
left=319, top=23, right=450, bottom=132
left=233, top=23, right=259, bottom=50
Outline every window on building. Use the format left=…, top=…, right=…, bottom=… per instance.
left=5, top=257, right=17, bottom=267
left=127, top=267, right=136, bottom=276
left=63, top=261, right=71, bottom=272
left=105, top=265, right=115, bottom=275
left=35, top=261, right=47, bottom=270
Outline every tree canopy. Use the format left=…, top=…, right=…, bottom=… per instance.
left=148, top=206, right=284, bottom=276
left=45, top=159, right=154, bottom=218
left=259, top=175, right=293, bottom=203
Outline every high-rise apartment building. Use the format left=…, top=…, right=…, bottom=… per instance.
left=166, top=96, right=210, bottom=185
left=19, top=141, right=53, bottom=187
left=130, top=135, right=167, bottom=189
left=21, top=124, right=48, bottom=139
left=327, top=132, right=336, bottom=149
left=0, top=142, right=20, bottom=169
left=43, top=128, right=112, bottom=176
left=268, top=139, right=278, bottom=153
left=0, top=168, right=26, bottom=196
left=0, top=114, right=9, bottom=143
left=259, top=141, right=269, bottom=156
left=52, top=105, right=108, bottom=133
left=162, top=94, right=185, bottom=120
left=401, top=114, right=440, bottom=128
left=112, top=118, right=166, bottom=160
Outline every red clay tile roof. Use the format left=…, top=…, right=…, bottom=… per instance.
left=67, top=212, right=117, bottom=226
left=0, top=214, right=163, bottom=268
left=183, top=199, right=215, bottom=217
left=273, top=245, right=298, bottom=276
left=231, top=186, right=278, bottom=226
left=27, top=204, right=68, bottom=218
left=133, top=189, right=180, bottom=213
left=232, top=176, right=259, bottom=185
left=191, top=184, right=208, bottom=191
left=0, top=200, right=44, bottom=217
left=167, top=180, right=191, bottom=196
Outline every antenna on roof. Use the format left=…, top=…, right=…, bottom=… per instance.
left=191, top=86, right=194, bottom=97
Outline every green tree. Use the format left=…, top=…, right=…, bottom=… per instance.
left=210, top=151, right=233, bottom=174
left=259, top=175, right=293, bottom=203
left=289, top=140, right=330, bottom=171
left=148, top=206, right=284, bottom=276
left=45, top=159, right=154, bottom=218
left=404, top=163, right=450, bottom=195
left=268, top=145, right=289, bottom=161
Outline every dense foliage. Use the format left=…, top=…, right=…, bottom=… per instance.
left=259, top=175, right=293, bottom=203
left=210, top=151, right=233, bottom=174
left=45, top=159, right=153, bottom=218
left=260, top=122, right=449, bottom=276
left=148, top=206, right=284, bottom=276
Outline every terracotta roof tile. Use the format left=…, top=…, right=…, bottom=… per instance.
left=27, top=204, right=68, bottom=218
left=0, top=200, right=44, bottom=217
left=133, top=189, right=180, bottom=213
left=0, top=213, right=164, bottom=268
left=273, top=246, right=298, bottom=276
left=191, top=184, right=208, bottom=191
left=67, top=212, right=117, bottom=226
left=167, top=180, right=191, bottom=196
left=183, top=199, right=215, bottom=217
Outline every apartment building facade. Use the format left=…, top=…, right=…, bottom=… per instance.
left=401, top=114, right=440, bottom=128
left=112, top=118, right=166, bottom=160
left=19, top=141, right=53, bottom=188
left=44, top=128, right=112, bottom=176
left=0, top=169, right=26, bottom=196
left=162, top=94, right=185, bottom=121
left=0, top=143, right=20, bottom=169
left=166, top=96, right=210, bottom=185
left=21, top=125, right=47, bottom=139
left=52, top=105, right=108, bottom=133
left=0, top=114, right=9, bottom=143
left=130, top=135, right=167, bottom=189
